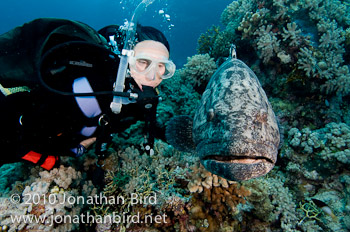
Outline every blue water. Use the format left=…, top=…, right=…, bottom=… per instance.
left=0, top=0, right=231, bottom=67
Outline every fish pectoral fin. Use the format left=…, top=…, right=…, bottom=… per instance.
left=166, top=115, right=196, bottom=153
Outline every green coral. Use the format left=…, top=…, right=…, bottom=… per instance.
left=158, top=70, right=201, bottom=118
left=201, top=0, right=350, bottom=97
left=197, top=25, right=221, bottom=55
left=180, top=53, right=217, bottom=92
left=220, top=0, right=257, bottom=27
left=198, top=25, right=237, bottom=60
left=287, top=122, right=350, bottom=178
left=345, top=27, right=350, bottom=45
left=243, top=175, right=300, bottom=231
left=111, top=120, right=145, bottom=150
left=197, top=0, right=350, bottom=131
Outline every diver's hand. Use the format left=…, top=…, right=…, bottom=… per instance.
left=133, top=85, right=158, bottom=102
left=80, top=137, right=97, bottom=149
left=75, top=137, right=97, bottom=158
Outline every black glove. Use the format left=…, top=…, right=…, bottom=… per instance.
left=132, top=85, right=158, bottom=106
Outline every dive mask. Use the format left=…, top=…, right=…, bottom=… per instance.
left=128, top=53, right=176, bottom=80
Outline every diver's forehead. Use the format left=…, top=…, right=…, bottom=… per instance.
left=134, top=40, right=169, bottom=58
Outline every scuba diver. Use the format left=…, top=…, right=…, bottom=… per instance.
left=0, top=17, right=175, bottom=170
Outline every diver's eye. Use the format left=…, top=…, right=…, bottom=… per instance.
left=158, top=63, right=166, bottom=75
left=136, top=59, right=151, bottom=71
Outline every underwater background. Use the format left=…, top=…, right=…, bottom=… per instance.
left=1, top=0, right=350, bottom=231
left=0, top=0, right=230, bottom=67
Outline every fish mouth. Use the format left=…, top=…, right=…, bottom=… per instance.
left=202, top=155, right=274, bottom=164
left=197, top=141, right=277, bottom=181
left=201, top=158, right=275, bottom=181
left=196, top=140, right=278, bottom=164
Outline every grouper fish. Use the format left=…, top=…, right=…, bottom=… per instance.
left=166, top=58, right=280, bottom=181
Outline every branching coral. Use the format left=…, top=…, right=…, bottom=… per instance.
left=255, top=25, right=281, bottom=64
left=158, top=70, right=201, bottom=119
left=287, top=122, right=350, bottom=183
left=220, top=0, right=257, bottom=27
left=306, top=0, right=350, bottom=25
left=197, top=25, right=221, bottom=55
left=296, top=47, right=317, bottom=77
left=295, top=10, right=349, bottom=97
left=321, top=65, right=350, bottom=96
left=282, top=22, right=302, bottom=47
left=288, top=122, right=350, bottom=163
left=238, top=9, right=270, bottom=39
left=243, top=176, right=300, bottom=231
left=180, top=53, right=217, bottom=90
left=189, top=181, right=251, bottom=231
left=273, top=0, right=290, bottom=20
left=200, top=0, right=350, bottom=100
left=318, top=19, right=345, bottom=51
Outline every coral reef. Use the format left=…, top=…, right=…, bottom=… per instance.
left=254, top=24, right=281, bottom=64
left=194, top=1, right=350, bottom=231
left=198, top=0, right=350, bottom=126
left=1, top=0, right=350, bottom=231
left=0, top=165, right=97, bottom=232
left=187, top=163, right=235, bottom=193
left=288, top=122, right=350, bottom=173
left=240, top=172, right=307, bottom=231
left=179, top=53, right=217, bottom=93
left=155, top=66, right=203, bottom=133
left=97, top=141, right=258, bottom=231
left=0, top=163, right=25, bottom=196
left=221, top=0, right=256, bottom=28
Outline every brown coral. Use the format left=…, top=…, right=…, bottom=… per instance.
left=188, top=182, right=251, bottom=231
left=30, top=203, right=46, bottom=218
left=203, top=183, right=251, bottom=213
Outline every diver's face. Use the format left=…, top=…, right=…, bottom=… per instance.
left=130, top=40, right=169, bottom=90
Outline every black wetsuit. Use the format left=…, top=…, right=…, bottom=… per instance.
left=0, top=77, right=159, bottom=164
left=0, top=18, right=162, bottom=169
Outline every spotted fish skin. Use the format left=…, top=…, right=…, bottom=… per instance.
left=193, top=58, right=280, bottom=181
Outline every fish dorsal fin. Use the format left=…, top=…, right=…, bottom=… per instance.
left=165, top=115, right=196, bottom=153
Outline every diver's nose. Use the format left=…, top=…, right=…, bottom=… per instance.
left=145, top=68, right=156, bottom=80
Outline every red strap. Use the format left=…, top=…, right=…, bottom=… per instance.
left=22, top=151, right=57, bottom=170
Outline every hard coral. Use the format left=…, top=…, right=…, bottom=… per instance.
left=255, top=25, right=281, bottom=64
left=288, top=122, right=350, bottom=167
left=221, top=0, right=257, bottom=27
left=158, top=70, right=201, bottom=117
left=243, top=176, right=300, bottom=231
left=282, top=22, right=303, bottom=47
left=189, top=182, right=251, bottom=231
left=0, top=165, right=96, bottom=232
left=205, top=0, right=350, bottom=100
left=180, top=54, right=217, bottom=92
left=187, top=163, right=234, bottom=193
